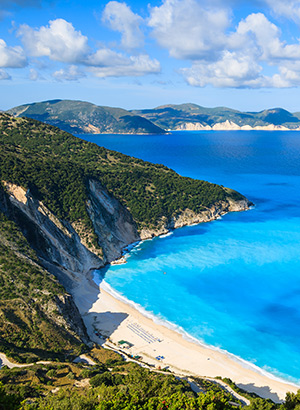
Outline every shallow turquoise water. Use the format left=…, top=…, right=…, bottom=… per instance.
left=81, top=131, right=300, bottom=384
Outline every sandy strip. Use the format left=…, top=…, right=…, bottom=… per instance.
left=73, top=274, right=299, bottom=403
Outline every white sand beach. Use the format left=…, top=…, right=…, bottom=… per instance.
left=73, top=272, right=300, bottom=403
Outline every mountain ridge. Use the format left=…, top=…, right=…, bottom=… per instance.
left=132, top=103, right=300, bottom=131
left=6, top=99, right=300, bottom=135
left=6, top=99, right=166, bottom=135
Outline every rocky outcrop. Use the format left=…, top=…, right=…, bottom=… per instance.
left=139, top=198, right=251, bottom=239
left=87, top=179, right=140, bottom=262
left=175, top=120, right=297, bottom=131
left=1, top=180, right=140, bottom=278
left=1, top=181, right=102, bottom=280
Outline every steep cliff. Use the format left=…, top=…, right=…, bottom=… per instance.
left=1, top=178, right=251, bottom=270
left=0, top=186, right=89, bottom=362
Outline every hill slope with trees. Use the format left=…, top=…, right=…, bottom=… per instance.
left=6, top=100, right=166, bottom=135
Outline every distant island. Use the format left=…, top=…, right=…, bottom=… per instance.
left=7, top=99, right=300, bottom=134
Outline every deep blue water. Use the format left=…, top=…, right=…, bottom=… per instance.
left=80, top=131, right=300, bottom=384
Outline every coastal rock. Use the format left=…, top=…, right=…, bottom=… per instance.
left=1, top=180, right=251, bottom=270
left=174, top=120, right=299, bottom=131
left=212, top=120, right=241, bottom=130
left=2, top=181, right=102, bottom=279
left=169, top=198, right=251, bottom=229
left=175, top=122, right=212, bottom=131
left=139, top=198, right=251, bottom=239
left=53, top=293, right=89, bottom=342
left=86, top=179, right=140, bottom=262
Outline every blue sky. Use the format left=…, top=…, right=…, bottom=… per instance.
left=2, top=0, right=300, bottom=111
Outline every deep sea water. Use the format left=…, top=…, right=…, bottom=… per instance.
left=80, top=131, right=300, bottom=384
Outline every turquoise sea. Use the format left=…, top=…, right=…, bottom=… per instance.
left=80, top=131, right=300, bottom=385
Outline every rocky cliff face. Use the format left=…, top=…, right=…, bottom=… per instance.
left=0, top=183, right=90, bottom=347
left=1, top=181, right=102, bottom=282
left=1, top=180, right=140, bottom=279
left=87, top=179, right=140, bottom=262
left=175, top=120, right=295, bottom=131
left=1, top=180, right=251, bottom=269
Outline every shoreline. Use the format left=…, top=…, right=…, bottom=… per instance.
left=78, top=126, right=300, bottom=136
left=72, top=272, right=299, bottom=403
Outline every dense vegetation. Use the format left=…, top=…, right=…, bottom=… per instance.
left=1, top=348, right=300, bottom=410
left=0, top=212, right=84, bottom=363
left=0, top=347, right=269, bottom=410
left=0, top=113, right=241, bottom=231
left=6, top=100, right=165, bottom=135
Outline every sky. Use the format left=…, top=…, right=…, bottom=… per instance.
left=2, top=0, right=300, bottom=112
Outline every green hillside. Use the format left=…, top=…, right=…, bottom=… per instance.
left=7, top=100, right=300, bottom=134
left=0, top=357, right=248, bottom=410
left=6, top=99, right=166, bottom=135
left=0, top=113, right=243, bottom=232
left=132, top=103, right=300, bottom=129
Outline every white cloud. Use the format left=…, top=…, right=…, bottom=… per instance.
left=86, top=47, right=161, bottom=77
left=264, top=0, right=300, bottom=23
left=102, top=1, right=144, bottom=49
left=0, top=68, right=11, bottom=80
left=181, top=51, right=264, bottom=88
left=147, top=2, right=300, bottom=89
left=17, top=19, right=90, bottom=63
left=89, top=54, right=160, bottom=77
left=52, top=65, right=86, bottom=81
left=148, top=0, right=229, bottom=60
left=270, top=61, right=300, bottom=87
left=0, top=39, right=27, bottom=67
left=86, top=47, right=129, bottom=66
left=230, top=13, right=300, bottom=61
left=15, top=17, right=159, bottom=80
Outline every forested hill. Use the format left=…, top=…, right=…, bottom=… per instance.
left=7, top=99, right=300, bottom=133
left=132, top=104, right=300, bottom=130
left=0, top=113, right=248, bottom=234
left=6, top=99, right=166, bottom=135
